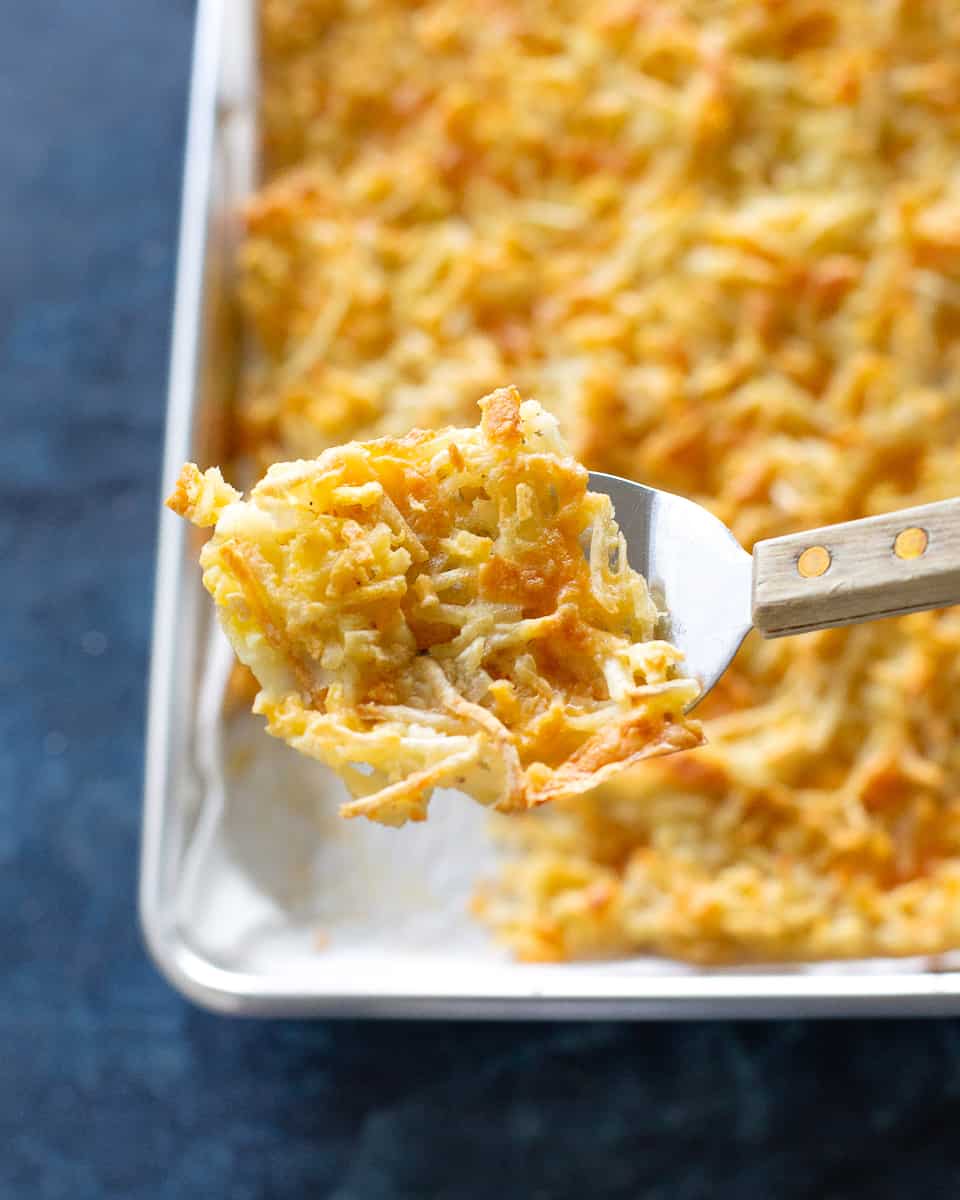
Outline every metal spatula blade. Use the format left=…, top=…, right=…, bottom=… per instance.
left=590, top=472, right=960, bottom=708
left=590, top=472, right=752, bottom=704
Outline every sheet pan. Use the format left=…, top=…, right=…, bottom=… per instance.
left=140, top=0, right=960, bottom=1017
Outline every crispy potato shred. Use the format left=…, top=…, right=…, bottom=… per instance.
left=208, top=0, right=960, bottom=962
left=169, top=389, right=702, bottom=826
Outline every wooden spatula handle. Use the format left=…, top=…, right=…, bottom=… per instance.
left=751, top=498, right=960, bottom=638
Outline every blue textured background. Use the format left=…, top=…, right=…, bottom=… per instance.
left=5, top=2, right=960, bottom=1195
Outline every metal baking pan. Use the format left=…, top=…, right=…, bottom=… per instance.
left=141, top=0, right=960, bottom=1017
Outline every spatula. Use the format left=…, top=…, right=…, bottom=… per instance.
left=590, top=472, right=960, bottom=705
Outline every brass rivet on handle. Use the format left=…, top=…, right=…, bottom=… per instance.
left=894, top=526, right=928, bottom=560
left=797, top=545, right=831, bottom=578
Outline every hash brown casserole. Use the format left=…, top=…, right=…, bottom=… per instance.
left=232, top=0, right=960, bottom=960
left=170, top=389, right=702, bottom=826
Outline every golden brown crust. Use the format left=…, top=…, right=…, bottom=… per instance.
left=224, top=662, right=260, bottom=715
left=166, top=464, right=241, bottom=527
left=479, top=386, right=524, bottom=448
left=526, top=712, right=705, bottom=808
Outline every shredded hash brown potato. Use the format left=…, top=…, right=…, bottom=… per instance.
left=235, top=0, right=960, bottom=959
left=170, top=389, right=702, bottom=826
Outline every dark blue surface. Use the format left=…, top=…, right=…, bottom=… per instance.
left=5, top=2, right=960, bottom=1196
